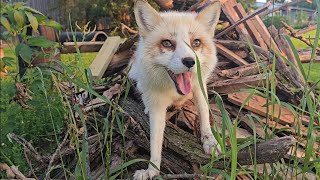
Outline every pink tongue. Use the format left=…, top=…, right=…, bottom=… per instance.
left=176, top=72, right=192, bottom=95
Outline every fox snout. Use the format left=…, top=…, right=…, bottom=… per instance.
left=182, top=57, right=195, bottom=68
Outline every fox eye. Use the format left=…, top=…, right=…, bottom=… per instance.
left=161, top=40, right=173, bottom=48
left=192, top=39, right=201, bottom=48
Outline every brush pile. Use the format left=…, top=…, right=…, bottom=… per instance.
left=6, top=0, right=319, bottom=179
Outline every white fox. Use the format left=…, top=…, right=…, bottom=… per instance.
left=129, top=0, right=222, bottom=179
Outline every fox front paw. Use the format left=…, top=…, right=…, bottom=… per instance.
left=201, top=133, right=221, bottom=156
left=133, top=169, right=159, bottom=180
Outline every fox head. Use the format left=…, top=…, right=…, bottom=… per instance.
left=133, top=0, right=221, bottom=95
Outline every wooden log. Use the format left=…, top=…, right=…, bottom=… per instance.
left=60, top=41, right=104, bottom=54
left=208, top=73, right=271, bottom=94
left=298, top=50, right=320, bottom=63
left=219, top=61, right=269, bottom=78
left=216, top=44, right=249, bottom=65
left=89, top=36, right=122, bottom=79
left=120, top=97, right=296, bottom=170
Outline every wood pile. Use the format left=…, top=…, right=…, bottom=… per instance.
left=6, top=0, right=319, bottom=179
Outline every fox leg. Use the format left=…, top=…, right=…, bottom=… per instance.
left=134, top=101, right=167, bottom=180
left=193, top=84, right=221, bottom=155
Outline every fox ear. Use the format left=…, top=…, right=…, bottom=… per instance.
left=196, top=1, right=221, bottom=35
left=134, top=0, right=161, bottom=35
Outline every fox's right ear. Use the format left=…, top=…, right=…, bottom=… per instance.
left=134, top=0, right=161, bottom=35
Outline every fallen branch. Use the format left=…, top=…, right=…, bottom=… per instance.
left=158, top=173, right=215, bottom=179
left=8, top=133, right=44, bottom=163
left=282, top=22, right=320, bottom=52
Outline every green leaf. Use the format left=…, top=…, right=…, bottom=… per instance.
left=13, top=10, right=25, bottom=27
left=22, top=6, right=44, bottom=16
left=27, top=36, right=57, bottom=48
left=35, top=15, right=48, bottom=23
left=25, top=11, right=38, bottom=32
left=17, top=43, right=32, bottom=64
left=14, top=2, right=25, bottom=9
left=0, top=16, right=11, bottom=31
left=1, top=57, right=15, bottom=67
left=39, top=20, right=62, bottom=30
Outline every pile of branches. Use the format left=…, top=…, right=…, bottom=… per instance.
left=4, top=0, right=319, bottom=179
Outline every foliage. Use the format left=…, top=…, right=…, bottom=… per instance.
left=237, top=0, right=256, bottom=12
left=0, top=2, right=65, bottom=176
left=0, top=2, right=62, bottom=79
left=263, top=14, right=289, bottom=28
left=292, top=10, right=309, bottom=29
left=58, top=0, right=135, bottom=33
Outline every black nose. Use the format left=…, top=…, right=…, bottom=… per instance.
left=182, top=57, right=195, bottom=68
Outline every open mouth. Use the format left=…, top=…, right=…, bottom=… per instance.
left=167, top=70, right=192, bottom=95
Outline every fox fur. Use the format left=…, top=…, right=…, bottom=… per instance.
left=129, top=0, right=222, bottom=179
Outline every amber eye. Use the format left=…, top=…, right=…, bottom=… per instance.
left=192, top=39, right=201, bottom=48
left=161, top=40, right=173, bottom=48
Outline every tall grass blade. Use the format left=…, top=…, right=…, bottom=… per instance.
left=74, top=105, right=91, bottom=180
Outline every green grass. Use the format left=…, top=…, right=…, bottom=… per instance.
left=290, top=30, right=320, bottom=85
left=303, top=63, right=320, bottom=84
left=0, top=46, right=97, bottom=175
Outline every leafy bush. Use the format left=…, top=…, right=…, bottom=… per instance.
left=263, top=15, right=289, bottom=28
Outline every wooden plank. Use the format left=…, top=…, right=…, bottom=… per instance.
left=251, top=15, right=281, bottom=54
left=61, top=41, right=104, bottom=54
left=220, top=0, right=251, bottom=41
left=89, top=36, right=122, bottom=79
left=209, top=74, right=270, bottom=94
left=234, top=3, right=268, bottom=50
left=227, top=91, right=296, bottom=125
left=299, top=54, right=320, bottom=63
left=216, top=44, right=249, bottom=66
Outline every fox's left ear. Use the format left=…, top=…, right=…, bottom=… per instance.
left=134, top=0, right=162, bottom=36
left=196, top=1, right=221, bottom=36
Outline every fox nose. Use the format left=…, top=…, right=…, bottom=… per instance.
left=182, top=57, right=195, bottom=68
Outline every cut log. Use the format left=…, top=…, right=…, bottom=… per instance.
left=89, top=36, right=122, bottom=79
left=216, top=44, right=249, bottom=65
left=228, top=91, right=297, bottom=125
left=208, top=73, right=271, bottom=94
